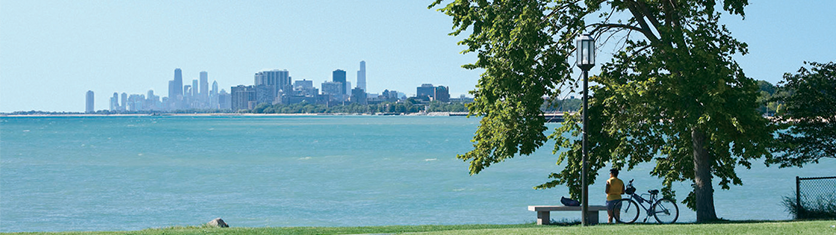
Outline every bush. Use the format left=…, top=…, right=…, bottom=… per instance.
left=782, top=192, right=836, bottom=219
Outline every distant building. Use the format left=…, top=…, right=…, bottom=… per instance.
left=332, top=69, right=347, bottom=95
left=86, top=90, right=94, bottom=113
left=146, top=90, right=161, bottom=110
left=110, top=92, right=119, bottom=111
left=212, top=81, right=219, bottom=95
left=294, top=79, right=317, bottom=97
left=199, top=71, right=208, bottom=101
left=183, top=85, right=192, bottom=101
left=255, top=84, right=275, bottom=105
left=127, top=94, right=144, bottom=111
left=450, top=94, right=474, bottom=103
left=255, top=69, right=291, bottom=99
left=282, top=95, right=318, bottom=105
left=168, top=68, right=184, bottom=110
left=121, top=92, right=127, bottom=111
left=345, top=81, right=352, bottom=95
left=435, top=85, right=450, bottom=102
left=192, top=79, right=199, bottom=98
left=294, top=79, right=313, bottom=90
left=171, top=68, right=183, bottom=98
left=357, top=61, right=366, bottom=92
left=210, top=80, right=219, bottom=109
left=321, top=81, right=343, bottom=100
left=218, top=89, right=230, bottom=110
left=416, top=84, right=450, bottom=102
left=351, top=87, right=367, bottom=104
left=231, top=85, right=256, bottom=112
left=381, top=89, right=400, bottom=101
left=417, top=84, right=435, bottom=100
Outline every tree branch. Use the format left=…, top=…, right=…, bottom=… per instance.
left=623, top=0, right=660, bottom=44
left=589, top=23, right=643, bottom=35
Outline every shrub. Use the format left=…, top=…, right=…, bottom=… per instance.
left=782, top=192, right=836, bottom=219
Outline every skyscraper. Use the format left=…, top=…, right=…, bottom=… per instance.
left=218, top=89, right=230, bottom=110
left=332, top=69, right=346, bottom=95
left=211, top=80, right=219, bottom=109
left=435, top=85, right=450, bottom=102
left=357, top=61, right=366, bottom=92
left=417, top=84, right=435, bottom=98
left=255, top=84, right=275, bottom=105
left=255, top=69, right=291, bottom=98
left=346, top=81, right=351, bottom=95
left=86, top=90, right=94, bottom=113
left=192, top=79, right=198, bottom=98
left=200, top=71, right=208, bottom=99
left=351, top=87, right=367, bottom=104
left=172, top=68, right=183, bottom=97
left=110, top=92, right=119, bottom=111
left=168, top=80, right=176, bottom=102
left=212, top=81, right=219, bottom=96
left=231, top=85, right=256, bottom=111
left=169, top=68, right=183, bottom=110
left=184, top=85, right=192, bottom=101
left=121, top=92, right=127, bottom=111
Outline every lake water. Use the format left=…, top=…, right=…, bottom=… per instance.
left=1, top=116, right=833, bottom=232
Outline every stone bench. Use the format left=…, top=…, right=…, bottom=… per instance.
left=528, top=205, right=608, bottom=225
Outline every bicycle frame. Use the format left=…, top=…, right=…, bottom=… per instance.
left=627, top=192, right=659, bottom=223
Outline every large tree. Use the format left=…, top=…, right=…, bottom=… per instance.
left=431, top=0, right=775, bottom=222
left=769, top=62, right=836, bottom=167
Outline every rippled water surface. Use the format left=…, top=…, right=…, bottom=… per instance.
left=1, top=116, right=832, bottom=232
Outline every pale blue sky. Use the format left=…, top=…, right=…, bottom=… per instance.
left=1, top=1, right=834, bottom=112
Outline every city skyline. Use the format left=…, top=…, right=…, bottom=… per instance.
left=70, top=60, right=463, bottom=112
left=2, top=1, right=835, bottom=112
left=93, top=62, right=448, bottom=113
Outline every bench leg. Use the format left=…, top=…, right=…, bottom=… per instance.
left=537, top=211, right=550, bottom=225
left=588, top=210, right=599, bottom=225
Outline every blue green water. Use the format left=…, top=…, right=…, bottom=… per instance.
left=0, top=116, right=832, bottom=232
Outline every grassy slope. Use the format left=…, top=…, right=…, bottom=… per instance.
left=5, top=220, right=835, bottom=235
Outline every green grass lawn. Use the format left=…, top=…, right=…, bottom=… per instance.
left=4, top=220, right=834, bottom=235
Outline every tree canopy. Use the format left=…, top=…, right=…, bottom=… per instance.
left=769, top=61, right=836, bottom=167
left=432, top=0, right=775, bottom=222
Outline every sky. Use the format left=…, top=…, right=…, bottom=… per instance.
left=1, top=1, right=834, bottom=112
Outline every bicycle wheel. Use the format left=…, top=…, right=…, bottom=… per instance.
left=652, top=198, right=679, bottom=224
left=614, top=199, right=639, bottom=224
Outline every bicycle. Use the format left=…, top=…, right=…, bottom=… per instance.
left=613, top=179, right=679, bottom=224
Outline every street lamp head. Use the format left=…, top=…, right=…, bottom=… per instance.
left=576, top=34, right=595, bottom=70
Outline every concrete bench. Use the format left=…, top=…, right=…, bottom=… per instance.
left=528, top=205, right=608, bottom=225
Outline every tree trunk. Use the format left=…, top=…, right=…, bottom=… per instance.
left=692, top=128, right=718, bottom=222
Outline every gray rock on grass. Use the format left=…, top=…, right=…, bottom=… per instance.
left=207, top=218, right=229, bottom=228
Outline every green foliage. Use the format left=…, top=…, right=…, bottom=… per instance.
left=770, top=62, right=836, bottom=167
left=783, top=191, right=836, bottom=220
left=430, top=0, right=584, bottom=175
left=432, top=0, right=776, bottom=222
left=542, top=98, right=582, bottom=112
left=755, top=80, right=786, bottom=116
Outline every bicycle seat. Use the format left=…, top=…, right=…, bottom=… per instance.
left=648, top=189, right=659, bottom=195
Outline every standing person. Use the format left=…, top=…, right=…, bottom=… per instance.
left=605, top=168, right=625, bottom=223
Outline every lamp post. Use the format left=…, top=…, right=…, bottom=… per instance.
left=576, top=33, right=595, bottom=226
